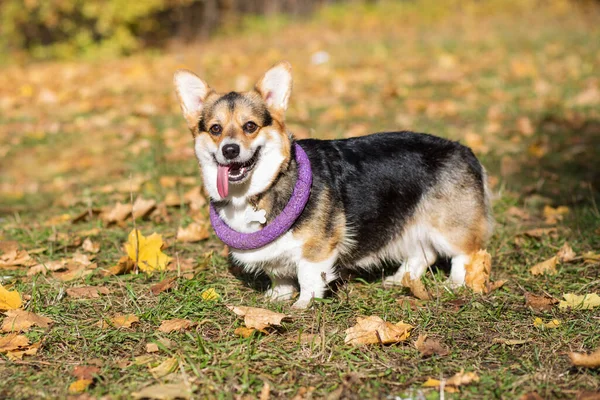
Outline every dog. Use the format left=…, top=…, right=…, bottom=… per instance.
left=174, top=61, right=494, bottom=309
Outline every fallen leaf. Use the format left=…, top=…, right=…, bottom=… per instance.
left=132, top=383, right=192, bottom=400
left=6, top=340, right=41, bottom=360
left=176, top=222, right=210, bottom=243
left=0, top=285, right=23, bottom=310
left=0, top=247, right=34, bottom=268
left=423, top=370, right=480, bottom=391
left=260, top=382, right=270, bottom=400
left=150, top=277, right=176, bottom=295
left=543, top=205, right=570, bottom=224
left=68, top=379, right=93, bottom=394
left=72, top=365, right=100, bottom=380
left=66, top=286, right=111, bottom=299
left=414, top=334, right=449, bottom=357
left=53, top=263, right=93, bottom=281
left=158, top=318, right=195, bottom=333
left=227, top=305, right=288, bottom=332
left=344, top=316, right=413, bottom=345
left=234, top=327, right=257, bottom=338
left=569, top=347, right=600, bottom=368
left=557, top=242, right=576, bottom=262
left=100, top=202, right=131, bottom=224
left=530, top=256, right=558, bottom=276
left=149, top=357, right=178, bottom=378
left=201, top=288, right=220, bottom=301
left=523, top=228, right=558, bottom=238
left=27, top=260, right=66, bottom=276
left=184, top=187, right=207, bottom=211
left=146, top=343, right=159, bottom=353
left=1, top=309, right=53, bottom=332
left=533, top=317, right=561, bottom=328
left=486, top=279, right=507, bottom=293
left=132, top=197, right=156, bottom=219
left=0, top=333, right=29, bottom=352
left=582, top=251, right=600, bottom=263
left=81, top=238, right=100, bottom=254
left=96, top=314, right=139, bottom=329
left=102, top=255, right=135, bottom=276
left=492, top=338, right=531, bottom=345
left=401, top=273, right=430, bottom=300
left=125, top=229, right=171, bottom=273
left=559, top=293, right=600, bottom=310
left=465, top=250, right=492, bottom=294
left=525, top=293, right=558, bottom=311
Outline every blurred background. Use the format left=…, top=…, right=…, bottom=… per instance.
left=0, top=0, right=599, bottom=216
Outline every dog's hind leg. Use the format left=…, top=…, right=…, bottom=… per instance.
left=383, top=245, right=436, bottom=286
left=265, top=276, right=296, bottom=301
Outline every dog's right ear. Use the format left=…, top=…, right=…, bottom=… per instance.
left=174, top=69, right=211, bottom=129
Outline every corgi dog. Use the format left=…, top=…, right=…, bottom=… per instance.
left=174, top=62, right=493, bottom=309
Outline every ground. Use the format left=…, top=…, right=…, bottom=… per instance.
left=0, top=1, right=599, bottom=399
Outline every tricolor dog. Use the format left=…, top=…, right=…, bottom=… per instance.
left=174, top=62, right=494, bottom=308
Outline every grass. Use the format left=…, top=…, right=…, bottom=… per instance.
left=1, top=0, right=600, bottom=398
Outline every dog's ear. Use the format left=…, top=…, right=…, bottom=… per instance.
left=255, top=61, right=292, bottom=113
left=174, top=69, right=211, bottom=128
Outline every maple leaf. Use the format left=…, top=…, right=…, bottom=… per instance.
left=27, top=260, right=66, bottom=276
left=96, top=314, right=139, bottom=329
left=524, top=293, right=558, bottom=311
left=227, top=305, right=288, bottom=332
left=530, top=256, right=558, bottom=276
left=157, top=319, right=195, bottom=333
left=569, top=347, right=600, bottom=368
left=102, top=255, right=135, bottom=276
left=176, top=222, right=210, bottom=243
left=66, top=286, right=111, bottom=299
left=1, top=309, right=53, bottom=332
left=557, top=242, right=576, bottom=262
left=559, top=293, right=600, bottom=310
left=345, top=316, right=413, bottom=345
left=125, top=229, right=171, bottom=273
left=0, top=333, right=29, bottom=352
left=201, top=288, right=220, bottom=301
left=414, top=334, right=449, bottom=357
left=72, top=365, right=100, bottom=380
left=150, top=277, right=177, bottom=295
left=0, top=285, right=23, bottom=310
left=465, top=250, right=492, bottom=294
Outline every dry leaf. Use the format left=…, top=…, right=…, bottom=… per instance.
left=533, top=317, right=561, bottom=328
left=66, top=286, right=111, bottom=299
left=414, top=334, right=449, bottom=357
left=465, top=250, right=492, bottom=294
left=81, top=238, right=100, bottom=254
left=150, top=277, right=176, bottom=295
left=227, top=305, right=288, bottom=332
left=557, top=242, right=576, bottom=263
left=201, top=288, right=220, bottom=301
left=582, top=252, right=600, bottom=263
left=423, top=370, right=480, bottom=391
left=72, top=365, right=100, bottom=380
left=184, top=187, right=207, bottom=211
left=146, top=343, right=159, bottom=353
left=524, top=228, right=558, bottom=238
left=234, top=327, right=257, bottom=338
left=400, top=273, right=430, bottom=300
left=100, top=202, right=131, bottom=224
left=344, top=316, right=413, bottom=345
left=149, top=357, right=178, bottom=378
left=158, top=318, right=195, bottom=333
left=132, top=197, right=156, bottom=219
left=0, top=285, right=23, bottom=310
left=102, top=255, right=135, bottom=276
left=96, top=314, right=139, bottom=329
left=1, top=309, right=53, bottom=332
left=569, top=347, right=600, bottom=368
left=125, top=229, right=171, bottom=273
left=132, top=384, right=192, bottom=400
left=6, top=340, right=41, bottom=360
left=543, top=205, right=570, bottom=224
left=530, top=256, right=558, bottom=276
left=0, top=247, right=34, bottom=268
left=487, top=279, right=507, bottom=293
left=27, top=260, right=66, bottom=276
left=176, top=222, right=210, bottom=243
left=53, top=263, right=92, bottom=281
left=559, top=293, right=600, bottom=310
left=525, top=293, right=558, bottom=311
left=68, top=379, right=93, bottom=394
left=0, top=333, right=29, bottom=352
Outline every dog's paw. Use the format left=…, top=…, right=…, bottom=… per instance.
left=444, top=278, right=465, bottom=290
left=291, top=298, right=312, bottom=309
left=383, top=275, right=404, bottom=287
left=265, top=285, right=295, bottom=301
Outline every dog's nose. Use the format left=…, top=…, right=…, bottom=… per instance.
left=222, top=144, right=240, bottom=160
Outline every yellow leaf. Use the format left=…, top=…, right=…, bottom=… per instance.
left=125, top=229, right=171, bottom=273
left=344, top=316, right=413, bottom=345
left=201, top=288, right=220, bottom=301
left=422, top=378, right=442, bottom=388
left=533, top=318, right=560, bottom=329
left=530, top=256, right=558, bottom=276
left=68, top=379, right=93, bottom=393
left=559, top=293, right=600, bottom=310
left=465, top=250, right=492, bottom=294
left=0, top=285, right=22, bottom=310
left=234, top=327, right=257, bottom=338
left=149, top=357, right=178, bottom=378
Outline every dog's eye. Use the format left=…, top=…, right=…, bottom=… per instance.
left=243, top=121, right=258, bottom=134
left=209, top=124, right=222, bottom=135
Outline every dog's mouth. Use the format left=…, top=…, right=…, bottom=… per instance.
left=215, top=147, right=261, bottom=198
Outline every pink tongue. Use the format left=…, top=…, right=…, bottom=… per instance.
left=217, top=165, right=230, bottom=198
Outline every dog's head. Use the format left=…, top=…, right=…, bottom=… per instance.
left=174, top=62, right=293, bottom=201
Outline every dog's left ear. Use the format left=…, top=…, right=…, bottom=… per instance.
left=255, top=61, right=292, bottom=113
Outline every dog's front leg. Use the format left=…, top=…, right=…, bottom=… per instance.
left=292, top=255, right=338, bottom=309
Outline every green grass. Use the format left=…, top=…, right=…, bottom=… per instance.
left=1, top=0, right=600, bottom=398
